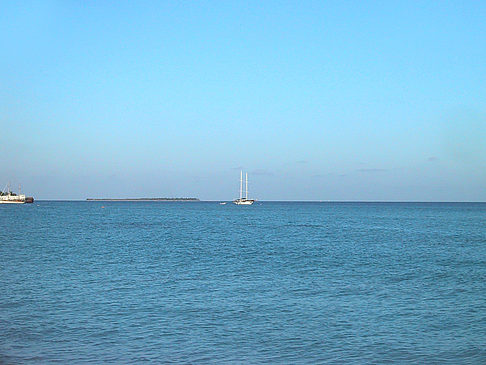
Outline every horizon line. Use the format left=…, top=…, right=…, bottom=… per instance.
left=29, top=199, right=486, bottom=203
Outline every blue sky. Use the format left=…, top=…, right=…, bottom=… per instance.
left=1, top=1, right=485, bottom=200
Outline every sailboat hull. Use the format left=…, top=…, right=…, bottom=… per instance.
left=233, top=199, right=255, bottom=205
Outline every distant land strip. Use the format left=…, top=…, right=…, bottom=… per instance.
left=86, top=198, right=199, bottom=201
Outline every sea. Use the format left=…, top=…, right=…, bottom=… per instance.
left=1, top=201, right=485, bottom=364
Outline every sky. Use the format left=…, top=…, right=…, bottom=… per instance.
left=1, top=1, right=485, bottom=201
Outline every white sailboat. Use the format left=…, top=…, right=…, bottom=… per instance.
left=233, top=170, right=255, bottom=205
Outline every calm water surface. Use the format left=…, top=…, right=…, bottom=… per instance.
left=1, top=202, right=485, bottom=363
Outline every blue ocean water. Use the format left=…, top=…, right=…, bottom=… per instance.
left=1, top=201, right=485, bottom=363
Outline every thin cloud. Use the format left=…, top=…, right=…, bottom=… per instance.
left=312, top=172, right=346, bottom=178
left=357, top=168, right=388, bottom=173
left=428, top=156, right=439, bottom=162
left=252, top=169, right=274, bottom=176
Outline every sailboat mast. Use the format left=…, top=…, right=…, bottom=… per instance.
left=245, top=173, right=248, bottom=199
left=240, top=170, right=243, bottom=200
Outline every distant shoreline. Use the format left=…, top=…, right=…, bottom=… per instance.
left=86, top=198, right=199, bottom=202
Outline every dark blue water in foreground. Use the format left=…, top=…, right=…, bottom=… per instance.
left=1, top=202, right=485, bottom=363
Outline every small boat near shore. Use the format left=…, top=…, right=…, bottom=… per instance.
left=0, top=183, right=34, bottom=204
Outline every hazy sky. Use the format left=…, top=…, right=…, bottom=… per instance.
left=1, top=1, right=485, bottom=200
